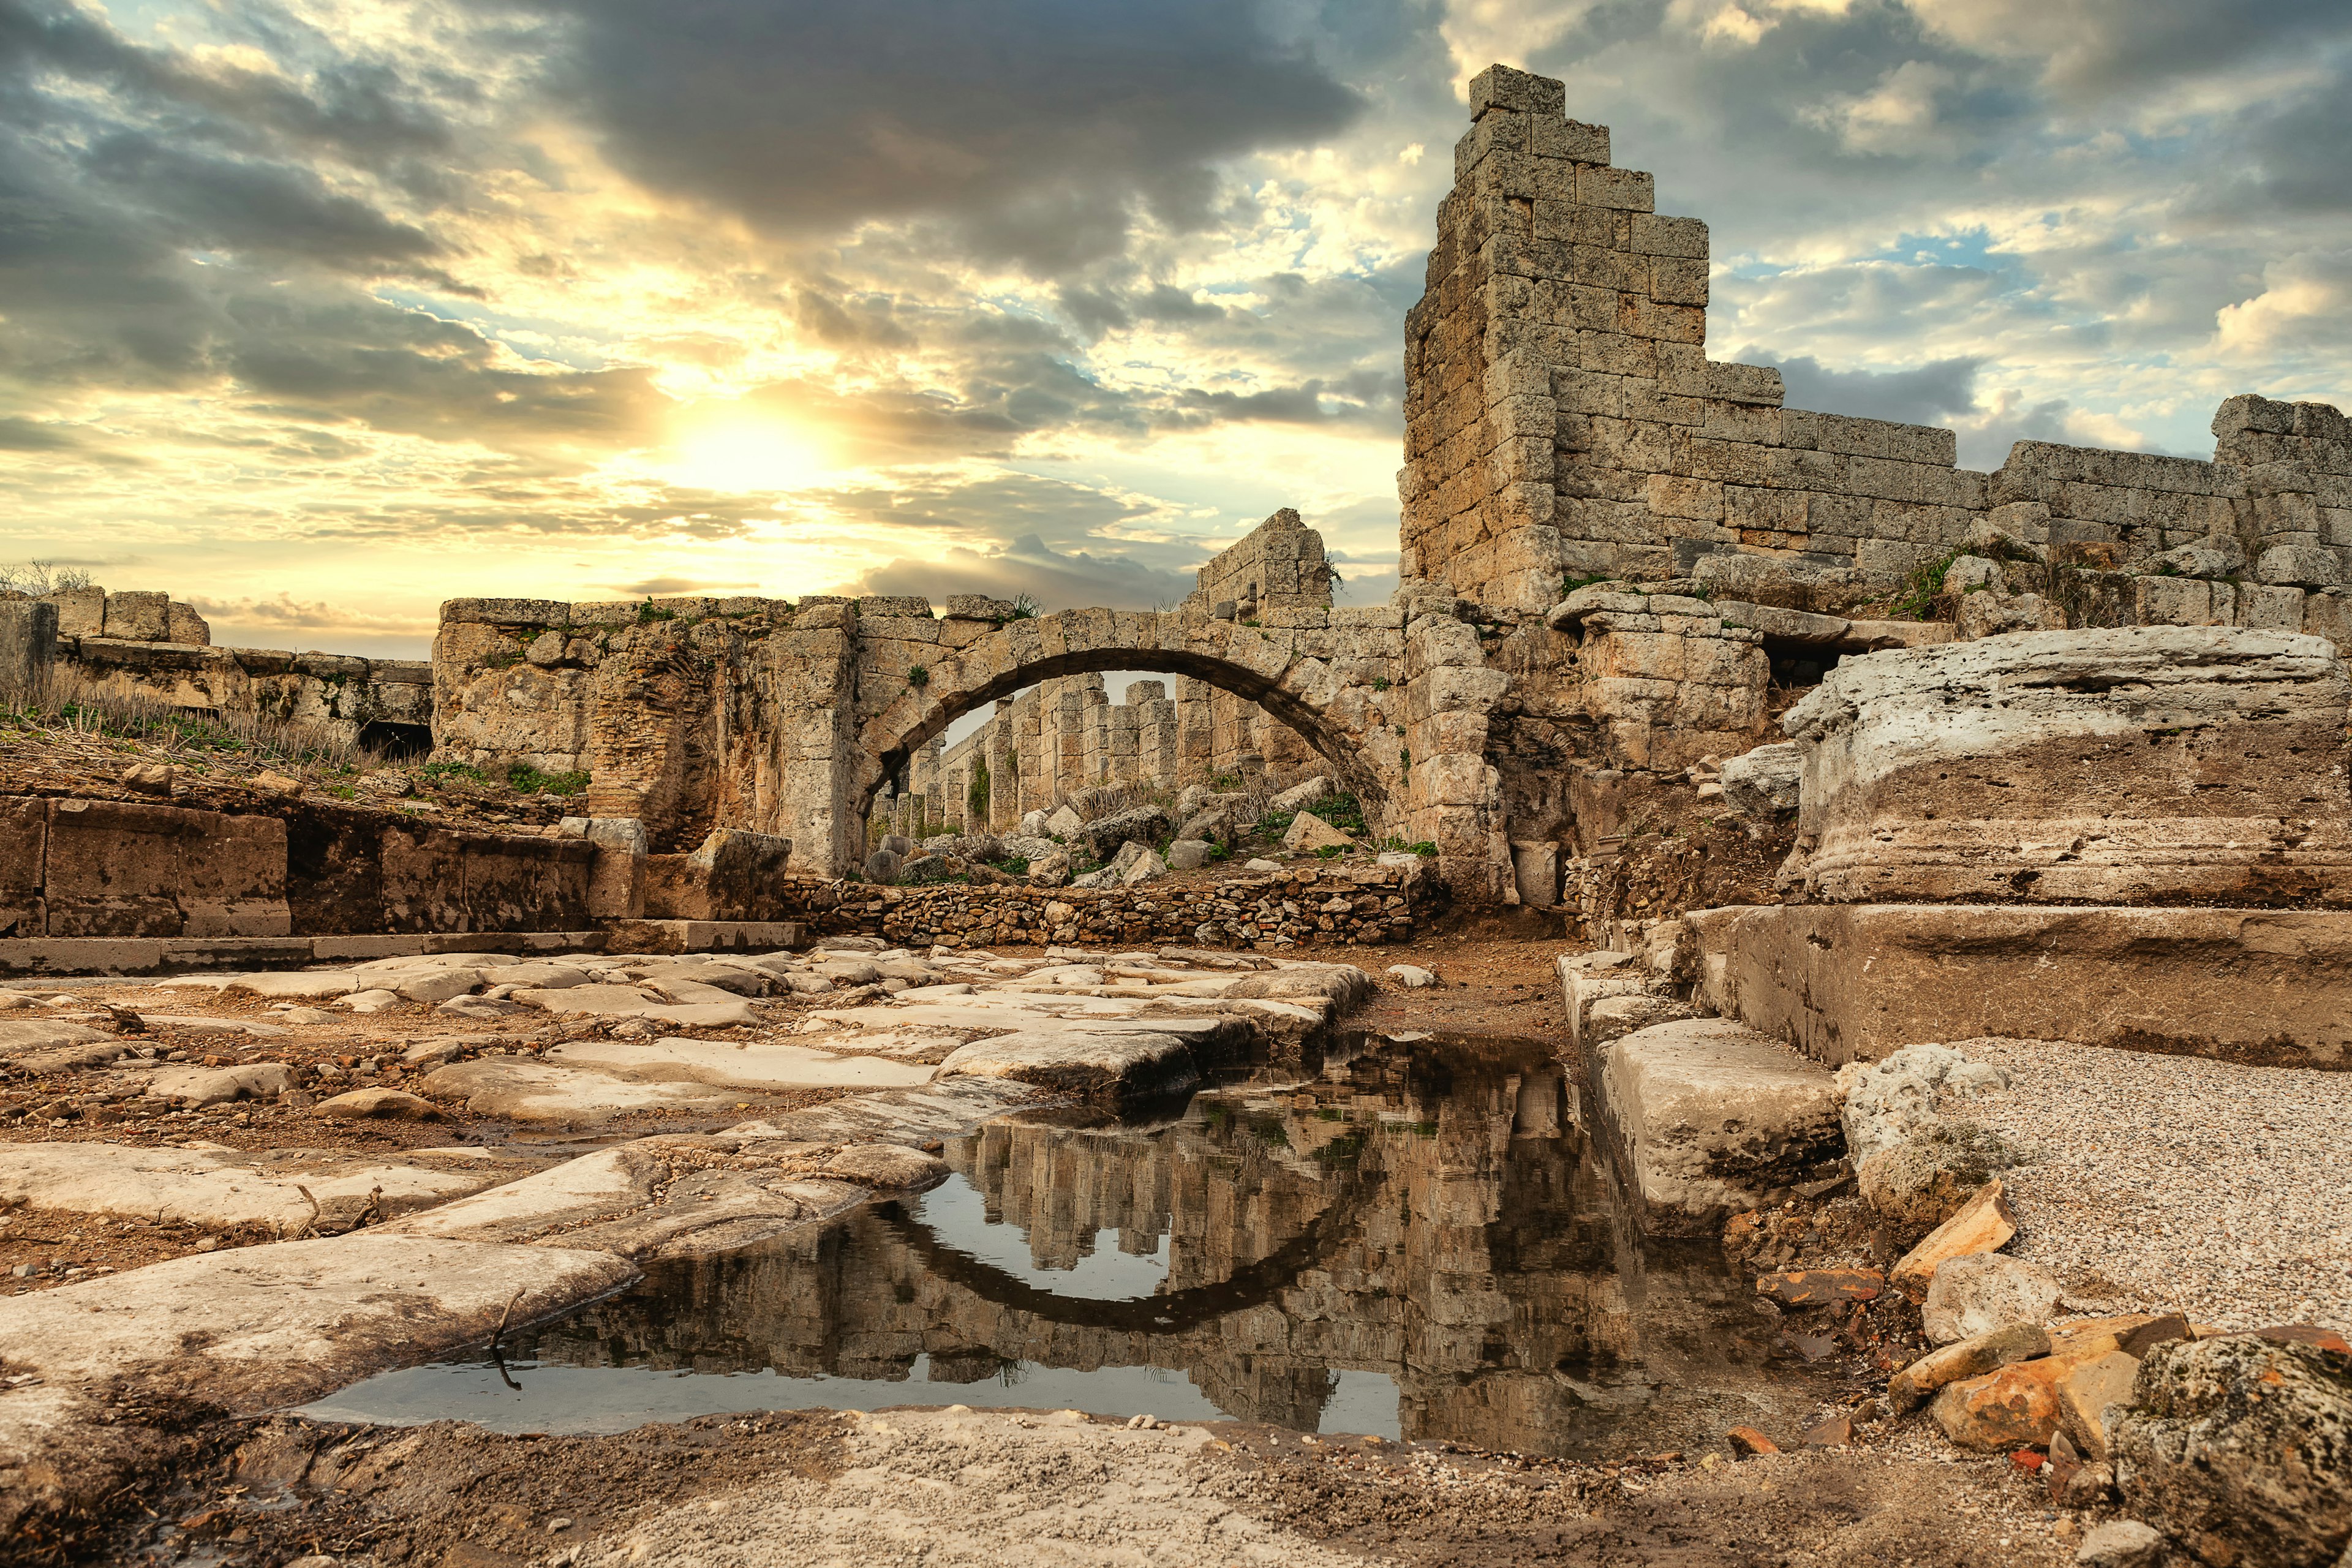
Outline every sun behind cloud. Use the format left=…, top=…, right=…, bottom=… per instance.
left=664, top=407, right=834, bottom=496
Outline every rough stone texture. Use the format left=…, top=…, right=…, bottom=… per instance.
left=1922, top=1252, right=2065, bottom=1345
left=1594, top=1019, right=1841, bottom=1235
left=1838, top=1044, right=2013, bottom=1165
left=2113, top=1334, right=2352, bottom=1568
left=1890, top=1178, right=2016, bottom=1299
left=1718, top=739, right=1801, bottom=819
left=1857, top=1117, right=2021, bottom=1242
left=2074, top=1521, right=2165, bottom=1568
left=1779, top=627, right=2352, bottom=906
left=1888, top=1323, right=2051, bottom=1413
left=1931, top=1355, right=2071, bottom=1450
left=1691, top=903, right=2352, bottom=1069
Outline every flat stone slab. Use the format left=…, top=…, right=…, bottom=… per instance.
left=0, top=1142, right=508, bottom=1232
left=938, top=1028, right=1200, bottom=1101
left=514, top=983, right=759, bottom=1028
left=0, top=1231, right=633, bottom=1408
left=417, top=1058, right=745, bottom=1122
left=1596, top=1018, right=1842, bottom=1236
left=546, top=1037, right=936, bottom=1091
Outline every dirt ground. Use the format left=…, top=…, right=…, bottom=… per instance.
left=65, top=1401, right=2092, bottom=1567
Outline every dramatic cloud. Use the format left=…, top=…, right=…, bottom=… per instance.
left=0, top=0, right=2345, bottom=659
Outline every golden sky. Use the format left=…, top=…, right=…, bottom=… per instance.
left=4, top=0, right=2347, bottom=657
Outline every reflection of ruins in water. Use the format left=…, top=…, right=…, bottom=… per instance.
left=520, top=1034, right=1823, bottom=1458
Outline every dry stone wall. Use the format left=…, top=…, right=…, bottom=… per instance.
left=775, top=862, right=1429, bottom=949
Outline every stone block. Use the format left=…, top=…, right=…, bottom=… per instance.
left=0, top=600, right=58, bottom=698
left=101, top=590, right=168, bottom=641
left=165, top=602, right=211, bottom=645
left=1692, top=902, right=2352, bottom=1069
left=0, top=795, right=44, bottom=938
left=1594, top=1019, right=1841, bottom=1235
left=441, top=598, right=571, bottom=627
left=45, top=586, right=104, bottom=637
left=1782, top=627, right=2352, bottom=907
left=42, top=798, right=289, bottom=938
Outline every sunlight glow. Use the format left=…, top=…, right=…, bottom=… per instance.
left=665, top=412, right=831, bottom=495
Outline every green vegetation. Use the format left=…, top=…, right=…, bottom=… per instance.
left=1370, top=676, right=1390, bottom=692
left=967, top=760, right=989, bottom=822
left=1558, top=572, right=1611, bottom=598
left=907, top=665, right=929, bottom=689
left=636, top=599, right=677, bottom=624
left=1315, top=844, right=1345, bottom=860
left=1006, top=593, right=1041, bottom=620
left=1316, top=791, right=1366, bottom=835
left=1891, top=549, right=1963, bottom=620
left=1314, top=1130, right=1368, bottom=1169
left=987, top=855, right=1031, bottom=876
left=505, top=762, right=589, bottom=796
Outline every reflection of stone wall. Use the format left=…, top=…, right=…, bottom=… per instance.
left=526, top=1041, right=1819, bottom=1458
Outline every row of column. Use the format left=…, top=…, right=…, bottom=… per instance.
left=884, top=673, right=1325, bottom=836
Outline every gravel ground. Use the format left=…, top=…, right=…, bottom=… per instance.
left=1951, top=1037, right=2352, bottom=1332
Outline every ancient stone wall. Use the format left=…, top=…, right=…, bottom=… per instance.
left=775, top=860, right=1428, bottom=949
left=1403, top=64, right=2352, bottom=633
left=0, top=794, right=595, bottom=939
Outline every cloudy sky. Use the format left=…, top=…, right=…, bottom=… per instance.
left=4, top=0, right=2347, bottom=658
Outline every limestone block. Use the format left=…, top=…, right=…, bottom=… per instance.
left=165, top=602, right=211, bottom=645
left=0, top=600, right=57, bottom=701
left=1719, top=741, right=1801, bottom=819
left=2258, top=543, right=2346, bottom=587
left=41, top=799, right=289, bottom=938
left=1282, top=811, right=1354, bottom=852
left=45, top=586, right=104, bottom=637
left=102, top=590, right=168, bottom=641
left=1594, top=1019, right=1841, bottom=1235
left=1781, top=627, right=2352, bottom=906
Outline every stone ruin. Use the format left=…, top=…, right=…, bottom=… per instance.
left=1, top=62, right=2348, bottom=1042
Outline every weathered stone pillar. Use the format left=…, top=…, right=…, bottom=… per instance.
left=0, top=600, right=58, bottom=699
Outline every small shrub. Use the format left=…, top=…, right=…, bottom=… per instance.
left=908, top=665, right=929, bottom=689
left=1891, top=550, right=1962, bottom=620
left=636, top=598, right=676, bottom=624
left=1371, top=677, right=1390, bottom=692
left=1558, top=572, right=1610, bottom=598
left=987, top=855, right=1031, bottom=876
left=421, top=760, right=488, bottom=786
left=1315, top=843, right=1345, bottom=860
left=1006, top=593, right=1040, bottom=620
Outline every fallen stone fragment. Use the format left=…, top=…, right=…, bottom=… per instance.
left=315, top=1088, right=441, bottom=1121
left=2048, top=1313, right=2191, bottom=1362
left=1725, top=1426, right=1779, bottom=1457
left=1386, top=964, right=1438, bottom=988
left=1583, top=992, right=1696, bottom=1047
left=1243, top=857, right=1281, bottom=872
left=1797, top=1416, right=1853, bottom=1447
left=0, top=1019, right=114, bottom=1060
left=2112, top=1333, right=2352, bottom=1568
left=1857, top=1116, right=2021, bottom=1242
left=1923, top=1251, right=2064, bottom=1345
left=439, top=995, right=530, bottom=1019
left=1164, top=839, right=1214, bottom=872
left=344, top=989, right=401, bottom=1014
left=2073, top=1520, right=2164, bottom=1568
left=1888, top=1323, right=2051, bottom=1412
left=2056, top=1350, right=2140, bottom=1462
left=1931, top=1357, right=2070, bottom=1450
left=1838, top=1045, right=2011, bottom=1167
left=1890, top=1178, right=2015, bottom=1302
left=417, top=1059, right=743, bottom=1123
left=1281, top=810, right=1354, bottom=852
left=1755, top=1268, right=1884, bottom=1306
left=394, top=969, right=487, bottom=1005
left=222, top=972, right=363, bottom=1001
left=1718, top=741, right=1800, bottom=820
left=0, top=1142, right=503, bottom=1232
left=939, top=1028, right=1200, bottom=1102
left=2056, top=1461, right=2116, bottom=1508
left=545, top=1037, right=935, bottom=1092
left=1269, top=775, right=1330, bottom=812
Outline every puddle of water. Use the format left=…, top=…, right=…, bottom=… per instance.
left=308, top=1034, right=1839, bottom=1458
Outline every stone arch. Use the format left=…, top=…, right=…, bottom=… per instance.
left=850, top=608, right=1398, bottom=831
